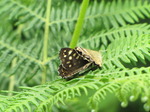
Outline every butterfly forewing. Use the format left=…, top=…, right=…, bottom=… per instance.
left=59, top=48, right=89, bottom=70
left=59, top=48, right=91, bottom=78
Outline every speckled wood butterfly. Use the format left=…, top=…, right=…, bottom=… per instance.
left=58, top=47, right=102, bottom=79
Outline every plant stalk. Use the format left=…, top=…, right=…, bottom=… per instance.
left=42, top=0, right=51, bottom=84
left=8, top=58, right=17, bottom=96
left=69, top=0, right=90, bottom=48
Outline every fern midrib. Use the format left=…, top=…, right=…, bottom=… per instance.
left=85, top=4, right=150, bottom=20
left=91, top=83, right=120, bottom=102
left=103, top=41, right=149, bottom=67
left=2, top=86, right=54, bottom=112
left=7, top=0, right=150, bottom=27
left=78, top=24, right=150, bottom=45
left=114, top=74, right=150, bottom=96
left=10, top=0, right=45, bottom=22
left=95, top=67, right=150, bottom=78
left=43, top=54, right=58, bottom=65
left=49, top=2, right=150, bottom=26
left=0, top=41, right=42, bottom=65
left=91, top=73, right=150, bottom=104
left=49, top=18, right=77, bottom=26
left=112, top=73, right=150, bottom=84
left=36, top=80, right=102, bottom=110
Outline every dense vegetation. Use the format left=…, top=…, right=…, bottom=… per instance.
left=0, top=0, right=150, bottom=112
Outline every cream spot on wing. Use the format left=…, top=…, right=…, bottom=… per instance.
left=69, top=64, right=72, bottom=67
left=69, top=56, right=72, bottom=60
left=76, top=56, right=79, bottom=59
left=68, top=50, right=73, bottom=55
left=67, top=61, right=70, bottom=64
left=64, top=50, right=67, bottom=52
left=64, top=55, right=67, bottom=57
left=73, top=53, right=76, bottom=57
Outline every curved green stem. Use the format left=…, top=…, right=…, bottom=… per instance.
left=69, top=0, right=90, bottom=48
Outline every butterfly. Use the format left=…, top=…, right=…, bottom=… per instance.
left=58, top=47, right=102, bottom=79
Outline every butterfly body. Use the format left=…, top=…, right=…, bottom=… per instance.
left=58, top=47, right=102, bottom=79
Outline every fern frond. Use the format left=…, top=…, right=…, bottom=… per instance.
left=0, top=73, right=10, bottom=90
left=94, top=66, right=150, bottom=79
left=36, top=78, right=102, bottom=111
left=1, top=66, right=149, bottom=112
left=79, top=24, right=150, bottom=49
left=0, top=0, right=45, bottom=30
left=103, top=34, right=150, bottom=69
left=116, top=73, right=150, bottom=108
left=0, top=0, right=150, bottom=111
left=88, top=67, right=150, bottom=109
left=88, top=83, right=120, bottom=106
left=85, top=0, right=150, bottom=29
left=0, top=31, right=43, bottom=84
left=0, top=79, right=102, bottom=112
left=0, top=28, right=60, bottom=84
left=0, top=0, right=149, bottom=34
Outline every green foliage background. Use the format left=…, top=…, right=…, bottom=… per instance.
left=0, top=0, right=150, bottom=112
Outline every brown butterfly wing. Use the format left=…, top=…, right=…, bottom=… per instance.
left=59, top=48, right=89, bottom=70
left=58, top=63, right=91, bottom=78
left=59, top=48, right=91, bottom=78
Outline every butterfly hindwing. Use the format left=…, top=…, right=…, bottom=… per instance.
left=58, top=63, right=92, bottom=78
